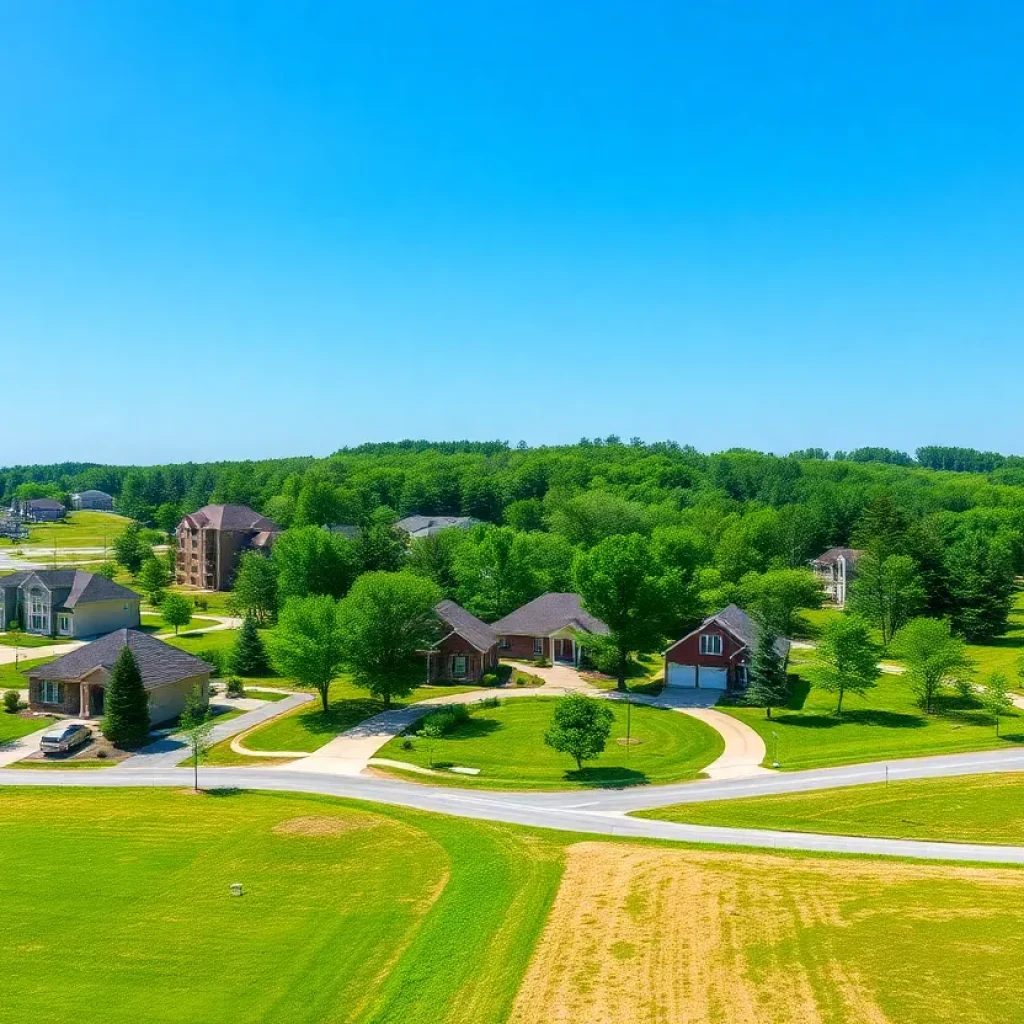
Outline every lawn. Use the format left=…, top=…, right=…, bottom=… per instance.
left=0, top=712, right=55, bottom=744
left=635, top=773, right=1024, bottom=846
left=0, top=656, right=53, bottom=691
left=582, top=652, right=665, bottom=694
left=723, top=649, right=1024, bottom=771
left=0, top=632, right=73, bottom=648
left=243, top=676, right=479, bottom=753
left=962, top=588, right=1024, bottom=678
left=19, top=510, right=131, bottom=549
left=375, top=696, right=725, bottom=790
left=165, top=627, right=240, bottom=658
left=0, top=788, right=564, bottom=1024
left=140, top=611, right=218, bottom=634
left=164, top=585, right=237, bottom=615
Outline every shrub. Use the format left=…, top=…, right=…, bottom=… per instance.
left=534, top=656, right=552, bottom=668
left=224, top=676, right=245, bottom=697
left=192, top=597, right=208, bottom=612
left=401, top=738, right=413, bottom=751
left=480, top=672, right=500, bottom=687
left=198, top=649, right=224, bottom=677
left=420, top=704, right=470, bottom=735
left=3, top=689, right=21, bottom=714
left=477, top=695, right=501, bottom=709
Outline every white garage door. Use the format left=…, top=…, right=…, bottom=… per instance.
left=666, top=663, right=697, bottom=688
left=699, top=667, right=729, bottom=690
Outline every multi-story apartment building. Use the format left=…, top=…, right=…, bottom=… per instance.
left=175, top=504, right=281, bottom=591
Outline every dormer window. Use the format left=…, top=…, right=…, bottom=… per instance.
left=699, top=633, right=723, bottom=656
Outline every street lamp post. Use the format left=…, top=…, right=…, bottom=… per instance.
left=772, top=730, right=779, bottom=769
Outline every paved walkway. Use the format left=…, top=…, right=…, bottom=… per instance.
left=116, top=690, right=313, bottom=769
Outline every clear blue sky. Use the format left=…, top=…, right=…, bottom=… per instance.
left=2, top=2, right=1022, bottom=464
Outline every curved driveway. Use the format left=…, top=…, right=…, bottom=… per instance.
left=4, top=745, right=1024, bottom=864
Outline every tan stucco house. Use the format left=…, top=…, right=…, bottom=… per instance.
left=0, top=570, right=140, bottom=638
left=26, top=628, right=212, bottom=723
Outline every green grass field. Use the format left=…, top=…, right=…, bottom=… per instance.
left=375, top=696, right=725, bottom=790
left=0, top=788, right=564, bottom=1024
left=165, top=627, right=240, bottom=657
left=243, top=676, right=479, bottom=753
left=636, top=773, right=1024, bottom=845
left=0, top=712, right=55, bottom=744
left=140, top=611, right=218, bottom=634
left=4, top=787, right=1024, bottom=1023
left=0, top=632, right=73, bottom=648
left=0, top=655, right=53, bottom=691
left=18, top=510, right=131, bottom=549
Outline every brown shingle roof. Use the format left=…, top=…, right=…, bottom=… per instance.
left=27, top=629, right=212, bottom=690
left=181, top=504, right=281, bottom=533
left=811, top=547, right=863, bottom=567
left=490, top=593, right=609, bottom=637
left=434, top=599, right=498, bottom=652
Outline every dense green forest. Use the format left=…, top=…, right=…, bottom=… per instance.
left=3, top=440, right=1021, bottom=643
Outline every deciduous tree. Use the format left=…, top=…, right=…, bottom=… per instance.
left=112, top=521, right=150, bottom=575
left=161, top=593, right=192, bottom=634
left=272, top=526, right=358, bottom=602
left=848, top=552, right=925, bottom=648
left=808, top=615, right=881, bottom=715
left=179, top=682, right=213, bottom=791
left=544, top=694, right=614, bottom=771
left=231, top=552, right=279, bottom=623
left=982, top=671, right=1014, bottom=737
left=268, top=596, right=347, bottom=713
left=894, top=617, right=972, bottom=714
left=137, top=556, right=170, bottom=605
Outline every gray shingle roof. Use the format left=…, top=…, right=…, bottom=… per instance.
left=26, top=498, right=65, bottom=510
left=27, top=629, right=212, bottom=690
left=0, top=570, right=139, bottom=608
left=395, top=515, right=479, bottom=536
left=699, top=604, right=791, bottom=660
left=181, top=504, right=281, bottom=533
left=72, top=490, right=113, bottom=499
left=434, top=599, right=498, bottom=652
left=490, top=593, right=609, bottom=637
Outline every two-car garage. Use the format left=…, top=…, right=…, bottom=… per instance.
left=665, top=663, right=729, bottom=690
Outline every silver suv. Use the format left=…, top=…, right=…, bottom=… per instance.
left=39, top=722, right=92, bottom=755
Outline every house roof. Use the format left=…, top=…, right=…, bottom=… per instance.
left=180, top=504, right=281, bottom=533
left=395, top=514, right=479, bottom=536
left=72, top=490, right=112, bottom=499
left=0, top=570, right=139, bottom=608
left=434, top=599, right=498, bottom=652
left=666, top=604, right=790, bottom=660
left=27, top=629, right=212, bottom=689
left=811, top=547, right=863, bottom=567
left=490, top=593, right=609, bottom=637
left=25, top=498, right=64, bottom=510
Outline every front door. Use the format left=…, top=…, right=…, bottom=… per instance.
left=89, top=686, right=105, bottom=717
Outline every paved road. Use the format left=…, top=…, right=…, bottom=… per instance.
left=5, top=745, right=1024, bottom=863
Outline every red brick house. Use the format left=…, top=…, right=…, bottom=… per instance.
left=424, top=599, right=500, bottom=683
left=490, top=593, right=609, bottom=665
left=663, top=604, right=790, bottom=691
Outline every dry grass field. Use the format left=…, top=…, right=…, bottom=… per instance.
left=508, top=842, right=1024, bottom=1024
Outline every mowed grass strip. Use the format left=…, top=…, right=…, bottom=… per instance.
left=376, top=696, right=725, bottom=790
left=243, top=677, right=479, bottom=753
left=0, top=788, right=565, bottom=1024
left=20, top=510, right=132, bottom=549
left=636, top=773, right=1024, bottom=845
left=508, top=841, right=1024, bottom=1024
left=0, top=712, right=55, bottom=744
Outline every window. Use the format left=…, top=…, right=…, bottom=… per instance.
left=39, top=681, right=64, bottom=705
left=699, top=633, right=723, bottom=656
left=452, top=656, right=468, bottom=677
left=58, top=614, right=71, bottom=634
left=734, top=665, right=748, bottom=686
left=499, top=636, right=510, bottom=649
left=28, top=589, right=48, bottom=633
left=534, top=637, right=544, bottom=656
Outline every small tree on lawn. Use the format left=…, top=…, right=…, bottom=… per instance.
left=894, top=617, right=972, bottom=714
left=137, top=556, right=170, bottom=605
left=161, top=593, right=192, bottom=634
left=544, top=694, right=614, bottom=771
left=230, top=614, right=270, bottom=676
left=268, top=595, right=347, bottom=713
left=179, top=682, right=213, bottom=791
left=420, top=719, right=445, bottom=768
left=746, top=620, right=789, bottom=719
left=112, top=521, right=150, bottom=575
left=232, top=552, right=279, bottom=625
left=808, top=615, right=880, bottom=716
left=94, top=561, right=119, bottom=581
left=983, top=671, right=1014, bottom=737
left=102, top=646, right=150, bottom=748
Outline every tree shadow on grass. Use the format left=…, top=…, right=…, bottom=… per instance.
left=565, top=766, right=650, bottom=788
left=426, top=718, right=502, bottom=741
left=297, top=699, right=385, bottom=736
left=771, top=709, right=927, bottom=730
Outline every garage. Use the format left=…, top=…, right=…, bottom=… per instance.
left=698, top=667, right=729, bottom=690
left=666, top=663, right=696, bottom=688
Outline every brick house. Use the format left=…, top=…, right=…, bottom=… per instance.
left=490, top=593, right=609, bottom=666
left=424, top=599, right=499, bottom=683
left=175, top=504, right=281, bottom=591
left=810, top=547, right=863, bottom=607
left=0, top=570, right=140, bottom=638
left=664, top=604, right=790, bottom=691
left=25, top=628, right=212, bottom=724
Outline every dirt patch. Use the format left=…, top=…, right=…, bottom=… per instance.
left=272, top=815, right=377, bottom=837
left=508, top=843, right=1024, bottom=1024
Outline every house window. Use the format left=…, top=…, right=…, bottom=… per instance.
left=39, top=681, right=64, bottom=705
left=734, top=665, right=748, bottom=687
left=58, top=614, right=71, bottom=634
left=534, top=638, right=544, bottom=656
left=28, top=589, right=48, bottom=633
left=499, top=636, right=510, bottom=649
left=699, top=634, right=723, bottom=656
left=452, top=656, right=468, bottom=677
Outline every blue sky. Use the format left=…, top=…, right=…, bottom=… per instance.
left=2, top=2, right=1023, bottom=464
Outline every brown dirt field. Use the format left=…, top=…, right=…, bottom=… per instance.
left=508, top=842, right=1024, bottom=1024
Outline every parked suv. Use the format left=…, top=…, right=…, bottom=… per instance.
left=39, top=723, right=92, bottom=755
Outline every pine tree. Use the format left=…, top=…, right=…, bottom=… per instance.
left=102, top=646, right=151, bottom=747
left=746, top=621, right=790, bottom=719
left=230, top=615, right=270, bottom=676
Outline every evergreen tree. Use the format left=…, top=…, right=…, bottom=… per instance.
left=230, top=615, right=270, bottom=676
left=746, top=621, right=790, bottom=719
left=101, top=646, right=150, bottom=747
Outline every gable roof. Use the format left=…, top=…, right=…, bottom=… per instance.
left=27, top=629, right=212, bottom=689
left=25, top=498, right=64, bottom=510
left=72, top=490, right=113, bottom=499
left=811, top=547, right=863, bottom=567
left=180, top=504, right=281, bottom=533
left=0, top=570, right=139, bottom=608
left=490, top=593, right=609, bottom=637
left=434, top=599, right=498, bottom=652
left=666, top=604, right=790, bottom=660
left=395, top=515, right=479, bottom=537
